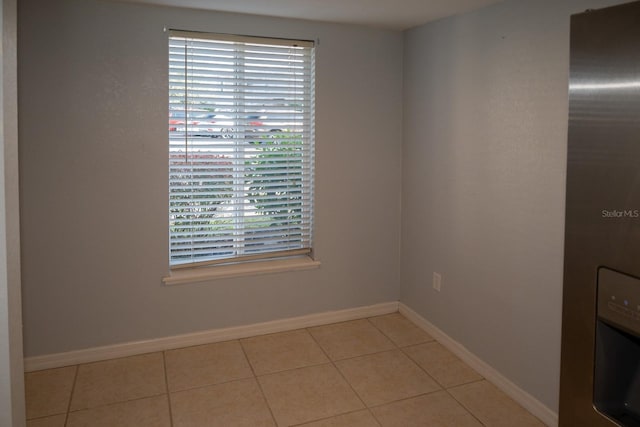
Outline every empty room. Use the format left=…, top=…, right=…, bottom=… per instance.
left=1, top=0, right=638, bottom=425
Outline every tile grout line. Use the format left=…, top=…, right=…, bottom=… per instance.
left=308, top=316, right=398, bottom=365
left=399, top=344, right=453, bottom=391
left=362, top=315, right=412, bottom=427
left=365, top=315, right=446, bottom=389
left=368, top=408, right=385, bottom=427
left=163, top=373, right=255, bottom=394
left=389, top=316, right=488, bottom=394
left=444, top=385, right=488, bottom=427
left=161, top=351, right=175, bottom=427
left=391, top=313, right=490, bottom=426
left=63, top=364, right=80, bottom=426
left=365, top=316, right=398, bottom=345
left=61, top=393, right=170, bottom=415
left=366, top=389, right=446, bottom=410
left=366, top=313, right=489, bottom=425
left=288, top=408, right=383, bottom=427
left=308, top=314, right=443, bottom=417
left=56, top=353, right=170, bottom=416
left=391, top=314, right=488, bottom=426
left=238, top=339, right=280, bottom=426
left=305, top=324, right=376, bottom=424
left=366, top=312, right=437, bottom=348
left=242, top=329, right=333, bottom=377
left=355, top=318, right=387, bottom=427
left=366, top=312, right=455, bottom=395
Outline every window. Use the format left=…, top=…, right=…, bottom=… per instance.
left=168, top=31, right=315, bottom=269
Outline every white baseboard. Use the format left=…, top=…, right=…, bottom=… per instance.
left=399, top=303, right=558, bottom=427
left=24, top=301, right=399, bottom=372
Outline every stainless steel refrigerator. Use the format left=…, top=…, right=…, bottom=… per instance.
left=560, top=1, right=640, bottom=426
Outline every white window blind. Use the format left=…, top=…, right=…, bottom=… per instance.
left=168, top=31, right=315, bottom=268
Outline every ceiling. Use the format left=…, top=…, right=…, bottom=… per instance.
left=117, top=0, right=506, bottom=30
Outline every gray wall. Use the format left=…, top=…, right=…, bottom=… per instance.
left=401, top=0, right=623, bottom=412
left=1, top=0, right=25, bottom=424
left=19, top=0, right=403, bottom=357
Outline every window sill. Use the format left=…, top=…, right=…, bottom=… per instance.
left=162, top=256, right=321, bottom=286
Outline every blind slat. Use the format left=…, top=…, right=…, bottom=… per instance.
left=168, top=32, right=315, bottom=268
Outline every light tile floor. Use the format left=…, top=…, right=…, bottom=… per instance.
left=25, top=312, right=546, bottom=427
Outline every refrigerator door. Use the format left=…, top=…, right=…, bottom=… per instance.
left=560, top=1, right=640, bottom=426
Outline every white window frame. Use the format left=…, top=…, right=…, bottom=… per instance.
left=164, top=30, right=318, bottom=282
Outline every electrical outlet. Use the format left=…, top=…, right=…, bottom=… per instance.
left=433, top=272, right=442, bottom=292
